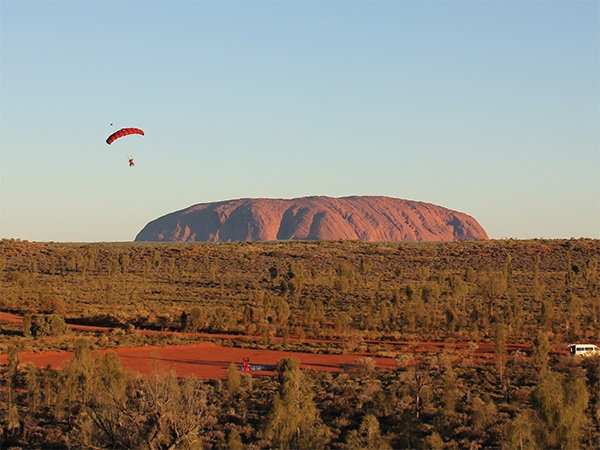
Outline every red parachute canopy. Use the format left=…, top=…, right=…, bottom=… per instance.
left=106, top=127, right=145, bottom=145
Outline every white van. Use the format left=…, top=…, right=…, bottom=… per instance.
left=568, top=344, right=600, bottom=357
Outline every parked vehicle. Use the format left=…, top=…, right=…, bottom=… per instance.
left=568, top=343, right=600, bottom=357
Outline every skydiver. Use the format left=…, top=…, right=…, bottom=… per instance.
left=128, top=156, right=135, bottom=167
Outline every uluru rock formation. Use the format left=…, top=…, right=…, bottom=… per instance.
left=135, top=196, right=488, bottom=243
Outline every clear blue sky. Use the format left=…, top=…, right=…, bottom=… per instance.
left=1, top=0, right=598, bottom=242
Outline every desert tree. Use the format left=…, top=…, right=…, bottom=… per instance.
left=532, top=254, right=545, bottom=303
left=540, top=295, right=555, bottom=332
left=13, top=269, right=31, bottom=301
left=274, top=297, right=291, bottom=328
left=266, top=357, right=331, bottom=449
left=167, top=257, right=179, bottom=280
left=23, top=364, right=41, bottom=417
left=30, top=314, right=69, bottom=338
left=583, top=256, right=598, bottom=290
left=108, top=258, right=121, bottom=277
left=226, top=362, right=242, bottom=396
left=96, top=351, right=127, bottom=398
left=503, top=253, right=513, bottom=286
left=470, top=395, right=499, bottom=446
left=448, top=274, right=468, bottom=313
left=476, top=267, right=507, bottom=322
left=165, top=377, right=216, bottom=450
left=423, top=431, right=445, bottom=450
left=564, top=256, right=578, bottom=295
left=37, top=364, right=60, bottom=414
left=415, top=265, right=430, bottom=283
left=560, top=369, right=590, bottom=449
left=268, top=265, right=278, bottom=280
left=444, top=309, right=457, bottom=335
left=359, top=257, right=372, bottom=286
left=334, top=311, right=352, bottom=335
left=401, top=358, right=436, bottom=419
left=583, top=258, right=598, bottom=322
left=59, top=338, right=93, bottom=424
left=285, top=261, right=305, bottom=294
left=71, top=351, right=128, bottom=448
left=532, top=331, right=551, bottom=374
left=352, top=357, right=377, bottom=376
left=22, top=313, right=32, bottom=337
left=144, top=258, right=153, bottom=277
left=187, top=306, right=204, bottom=332
left=377, top=299, right=394, bottom=332
left=532, top=370, right=563, bottom=447
left=209, top=261, right=218, bottom=283
left=119, top=253, right=131, bottom=275
left=345, top=413, right=391, bottom=450
left=532, top=368, right=588, bottom=449
left=566, top=292, right=583, bottom=335
left=506, top=410, right=537, bottom=450
left=335, top=261, right=356, bottom=293
left=227, top=428, right=244, bottom=450
left=495, top=322, right=508, bottom=389
left=179, top=310, right=188, bottom=331
left=3, top=345, right=21, bottom=438
left=465, top=266, right=477, bottom=283
left=135, top=369, right=201, bottom=448
left=424, top=359, right=461, bottom=447
left=80, top=367, right=216, bottom=449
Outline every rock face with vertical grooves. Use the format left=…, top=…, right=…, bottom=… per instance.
left=134, top=196, right=489, bottom=242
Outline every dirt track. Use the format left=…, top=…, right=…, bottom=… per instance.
left=0, top=312, right=534, bottom=379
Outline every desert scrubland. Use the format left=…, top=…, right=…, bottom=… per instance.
left=0, top=238, right=598, bottom=449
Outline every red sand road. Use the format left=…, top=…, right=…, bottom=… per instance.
left=1, top=311, right=545, bottom=379
left=1, top=312, right=398, bottom=378
left=2, top=344, right=400, bottom=379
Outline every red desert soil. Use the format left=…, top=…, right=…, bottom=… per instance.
left=0, top=312, right=538, bottom=379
